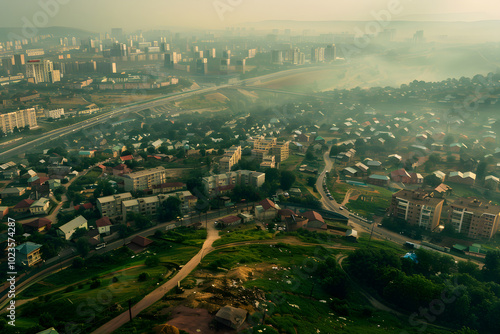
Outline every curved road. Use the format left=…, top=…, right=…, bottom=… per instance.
left=91, top=220, right=220, bottom=334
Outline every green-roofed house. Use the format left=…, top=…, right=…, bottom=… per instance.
left=315, top=136, right=326, bottom=144
left=453, top=244, right=468, bottom=253
left=15, top=242, right=42, bottom=267
left=78, top=150, right=95, bottom=158
left=368, top=174, right=390, bottom=186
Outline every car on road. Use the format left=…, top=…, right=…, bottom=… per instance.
left=339, top=206, right=343, bottom=210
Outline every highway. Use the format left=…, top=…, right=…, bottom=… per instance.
left=0, top=64, right=338, bottom=160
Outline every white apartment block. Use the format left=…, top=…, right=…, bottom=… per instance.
left=121, top=191, right=197, bottom=222
left=45, top=108, right=65, bottom=119
left=203, top=170, right=266, bottom=196
left=122, top=167, right=167, bottom=191
left=97, top=192, right=133, bottom=218
left=0, top=108, right=37, bottom=134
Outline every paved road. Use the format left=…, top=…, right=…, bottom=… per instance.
left=91, top=220, right=221, bottom=334
left=0, top=65, right=334, bottom=160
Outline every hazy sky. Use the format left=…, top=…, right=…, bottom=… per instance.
left=1, top=0, right=500, bottom=32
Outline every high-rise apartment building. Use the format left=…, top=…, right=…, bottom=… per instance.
left=0, top=108, right=37, bottom=134
left=449, top=198, right=500, bottom=239
left=220, top=146, right=242, bottom=173
left=389, top=189, right=444, bottom=231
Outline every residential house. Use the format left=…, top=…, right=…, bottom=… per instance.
left=433, top=171, right=446, bottom=182
left=255, top=199, right=280, bottom=220
left=59, top=215, right=88, bottom=240
left=0, top=206, right=8, bottom=219
left=12, top=199, right=35, bottom=213
left=368, top=174, right=390, bottom=187
left=15, top=242, right=42, bottom=267
left=96, top=217, right=112, bottom=235
left=29, top=197, right=50, bottom=215
left=448, top=171, right=476, bottom=186
left=215, top=306, right=247, bottom=330
left=342, top=167, right=358, bottom=177
left=24, top=218, right=52, bottom=233
left=127, top=235, right=153, bottom=253
left=302, top=211, right=327, bottom=230
left=391, top=168, right=412, bottom=183
left=216, top=215, right=242, bottom=227
left=0, top=187, right=26, bottom=198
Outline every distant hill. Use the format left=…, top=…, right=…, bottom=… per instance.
left=0, top=26, right=96, bottom=41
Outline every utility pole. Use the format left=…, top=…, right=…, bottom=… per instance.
left=128, top=299, right=133, bottom=322
left=368, top=221, right=375, bottom=243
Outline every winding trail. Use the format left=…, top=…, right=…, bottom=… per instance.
left=91, top=221, right=221, bottom=334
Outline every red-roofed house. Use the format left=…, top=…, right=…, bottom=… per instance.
left=96, top=217, right=112, bottom=235
left=278, top=209, right=297, bottom=221
left=391, top=168, right=412, bottom=183
left=128, top=235, right=153, bottom=253
left=214, top=184, right=235, bottom=196
left=255, top=199, right=280, bottom=220
left=24, top=218, right=52, bottom=233
left=217, top=215, right=242, bottom=227
left=112, top=164, right=132, bottom=176
left=74, top=203, right=94, bottom=211
left=120, top=155, right=133, bottom=161
left=13, top=199, right=35, bottom=213
left=302, top=211, right=327, bottom=230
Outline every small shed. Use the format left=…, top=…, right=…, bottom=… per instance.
left=345, top=229, right=358, bottom=242
left=215, top=306, right=247, bottom=329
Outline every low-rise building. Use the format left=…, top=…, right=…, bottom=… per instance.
left=59, top=215, right=88, bottom=240
left=97, top=192, right=133, bottom=218
left=15, top=242, right=42, bottom=267
left=96, top=217, right=112, bottom=235
left=29, top=197, right=50, bottom=215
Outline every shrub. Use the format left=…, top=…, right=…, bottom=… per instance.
left=65, top=286, right=75, bottom=293
left=89, top=280, right=101, bottom=289
left=138, top=272, right=150, bottom=282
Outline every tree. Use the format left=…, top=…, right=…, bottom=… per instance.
left=475, top=161, right=487, bottom=185
left=75, top=238, right=90, bottom=257
left=158, top=196, right=182, bottom=222
left=444, top=134, right=455, bottom=146
left=280, top=171, right=296, bottom=190
left=423, top=174, right=441, bottom=187
left=307, top=176, right=317, bottom=187
left=305, top=150, right=314, bottom=161
left=38, top=312, right=56, bottom=328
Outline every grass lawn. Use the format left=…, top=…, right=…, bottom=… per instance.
left=213, top=225, right=273, bottom=247
left=280, top=154, right=304, bottom=172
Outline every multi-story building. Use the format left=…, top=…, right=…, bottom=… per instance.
left=449, top=198, right=500, bottom=239
left=121, top=167, right=166, bottom=191
left=219, top=146, right=242, bottom=173
left=122, top=191, right=197, bottom=222
left=0, top=108, right=37, bottom=134
left=389, top=189, right=444, bottom=231
left=26, top=59, right=54, bottom=83
left=97, top=192, right=133, bottom=218
left=251, top=137, right=289, bottom=163
left=45, top=108, right=65, bottom=119
left=311, top=47, right=325, bottom=63
left=203, top=170, right=266, bottom=197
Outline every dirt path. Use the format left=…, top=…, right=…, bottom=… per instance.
left=92, top=221, right=221, bottom=334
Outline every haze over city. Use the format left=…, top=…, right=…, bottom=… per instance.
left=0, top=1, right=500, bottom=334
